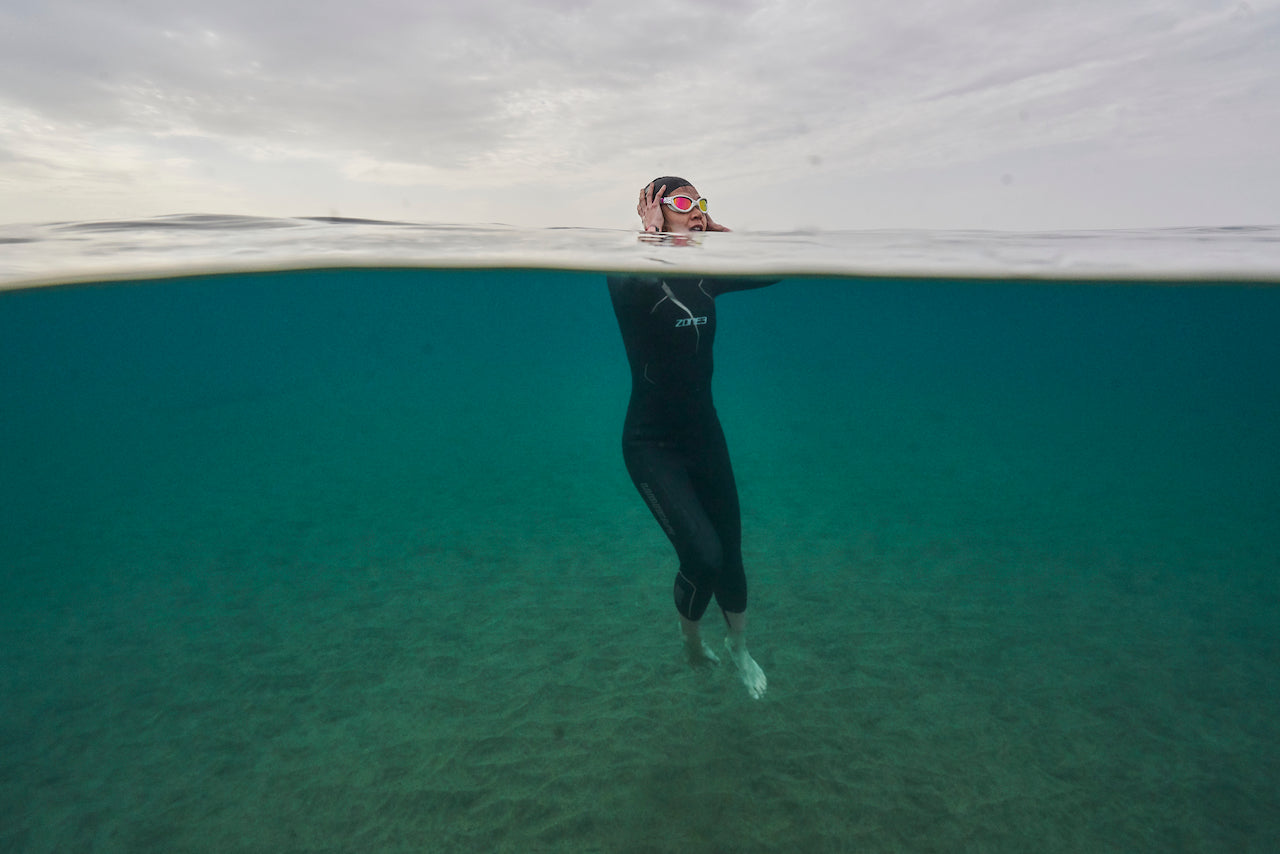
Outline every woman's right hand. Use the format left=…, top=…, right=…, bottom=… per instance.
left=637, top=182, right=666, bottom=233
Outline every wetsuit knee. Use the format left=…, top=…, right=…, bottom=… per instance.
left=714, top=577, right=747, bottom=615
left=674, top=560, right=747, bottom=620
left=674, top=570, right=714, bottom=621
left=681, top=525, right=728, bottom=594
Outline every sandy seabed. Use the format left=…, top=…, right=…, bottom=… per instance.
left=3, top=407, right=1276, bottom=853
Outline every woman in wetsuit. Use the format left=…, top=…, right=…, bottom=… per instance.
left=607, top=177, right=772, bottom=699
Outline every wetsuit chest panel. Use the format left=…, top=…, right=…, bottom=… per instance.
left=610, top=277, right=718, bottom=392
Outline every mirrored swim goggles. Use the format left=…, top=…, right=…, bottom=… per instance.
left=662, top=194, right=708, bottom=213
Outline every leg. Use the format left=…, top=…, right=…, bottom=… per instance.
left=624, top=440, right=727, bottom=623
left=691, top=422, right=766, bottom=698
left=624, top=439, right=729, bottom=673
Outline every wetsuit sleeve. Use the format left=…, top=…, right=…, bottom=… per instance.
left=704, top=277, right=780, bottom=297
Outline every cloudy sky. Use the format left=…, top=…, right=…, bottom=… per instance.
left=2, top=0, right=1277, bottom=231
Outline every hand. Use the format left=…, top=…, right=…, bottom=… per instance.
left=637, top=182, right=666, bottom=233
left=705, top=214, right=732, bottom=232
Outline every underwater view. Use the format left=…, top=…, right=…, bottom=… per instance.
left=2, top=221, right=1279, bottom=851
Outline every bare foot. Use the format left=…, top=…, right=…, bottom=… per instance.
left=725, top=636, right=767, bottom=699
left=683, top=635, right=721, bottom=670
left=680, top=617, right=720, bottom=670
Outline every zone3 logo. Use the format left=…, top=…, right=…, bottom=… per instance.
left=675, top=316, right=708, bottom=327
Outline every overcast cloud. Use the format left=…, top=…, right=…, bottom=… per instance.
left=1, top=0, right=1277, bottom=229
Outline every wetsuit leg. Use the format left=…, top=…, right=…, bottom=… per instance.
left=687, top=425, right=747, bottom=615
left=622, top=425, right=747, bottom=620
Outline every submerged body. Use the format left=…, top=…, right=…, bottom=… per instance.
left=608, top=275, right=768, bottom=618
left=608, top=272, right=771, bottom=697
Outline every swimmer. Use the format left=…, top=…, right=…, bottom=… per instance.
left=608, top=176, right=773, bottom=699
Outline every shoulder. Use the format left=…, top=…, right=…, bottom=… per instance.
left=606, top=273, right=660, bottom=288
left=607, top=273, right=662, bottom=300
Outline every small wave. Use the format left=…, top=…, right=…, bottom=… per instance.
left=3, top=215, right=1280, bottom=292
left=53, top=214, right=304, bottom=233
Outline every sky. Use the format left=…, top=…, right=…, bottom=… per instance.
left=1, top=0, right=1277, bottom=231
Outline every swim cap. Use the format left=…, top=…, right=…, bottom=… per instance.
left=647, top=176, right=693, bottom=195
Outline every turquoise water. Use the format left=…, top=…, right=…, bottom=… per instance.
left=2, top=261, right=1279, bottom=851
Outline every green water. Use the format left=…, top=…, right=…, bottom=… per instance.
left=2, top=268, right=1278, bottom=851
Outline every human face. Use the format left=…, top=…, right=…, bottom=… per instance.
left=660, top=184, right=707, bottom=233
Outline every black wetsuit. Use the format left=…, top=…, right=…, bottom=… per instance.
left=607, top=275, right=774, bottom=621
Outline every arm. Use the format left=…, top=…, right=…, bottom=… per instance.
left=706, top=277, right=779, bottom=295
